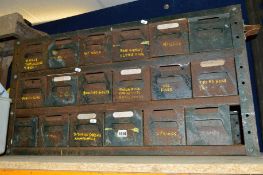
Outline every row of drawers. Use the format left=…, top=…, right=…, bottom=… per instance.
left=16, top=57, right=238, bottom=108
left=12, top=104, right=241, bottom=148
left=19, top=13, right=233, bottom=72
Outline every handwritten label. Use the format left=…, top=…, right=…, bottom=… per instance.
left=199, top=79, right=227, bottom=85
left=83, top=90, right=110, bottom=95
left=73, top=132, right=101, bottom=141
left=160, top=84, right=173, bottom=92
left=120, top=48, right=145, bottom=58
left=24, top=58, right=43, bottom=70
left=156, top=131, right=177, bottom=137
left=117, top=130, right=128, bottom=138
left=21, top=96, right=41, bottom=101
left=84, top=50, right=102, bottom=56
left=117, top=87, right=143, bottom=100
left=162, top=41, right=182, bottom=47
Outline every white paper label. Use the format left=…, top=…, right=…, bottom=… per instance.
left=200, top=59, right=225, bottom=67
left=77, top=113, right=96, bottom=120
left=140, top=19, right=148, bottom=24
left=74, top=67, right=81, bottom=72
left=117, top=130, right=128, bottom=137
left=90, top=119, right=97, bottom=124
left=157, top=23, right=179, bottom=30
left=113, top=111, right=134, bottom=118
left=53, top=76, right=71, bottom=82
left=120, top=69, right=141, bottom=75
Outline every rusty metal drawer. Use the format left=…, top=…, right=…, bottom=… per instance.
left=48, top=37, right=78, bottom=69
left=47, top=74, right=78, bottom=106
left=79, top=71, right=112, bottom=104
left=16, top=77, right=46, bottom=108
left=104, top=110, right=143, bottom=146
left=149, top=18, right=189, bottom=57
left=70, top=112, right=104, bottom=147
left=40, top=115, right=69, bottom=147
left=191, top=58, right=238, bottom=97
left=186, top=105, right=233, bottom=145
left=189, top=14, right=232, bottom=52
left=113, top=67, right=150, bottom=102
left=144, top=107, right=186, bottom=146
left=13, top=117, right=38, bottom=147
left=151, top=63, right=192, bottom=100
left=112, top=25, right=149, bottom=62
left=20, top=41, right=47, bottom=72
left=80, top=32, right=111, bottom=65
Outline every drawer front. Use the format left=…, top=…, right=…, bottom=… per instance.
left=48, top=37, right=78, bottom=69
left=189, top=14, right=233, bottom=52
left=152, top=63, right=192, bottom=100
left=104, top=110, right=143, bottom=146
left=47, top=75, right=78, bottom=106
left=144, top=107, right=186, bottom=146
left=16, top=77, right=46, bottom=108
left=186, top=105, right=233, bottom=145
left=113, top=67, right=150, bottom=102
left=80, top=32, right=111, bottom=64
left=79, top=71, right=112, bottom=104
left=21, top=41, right=47, bottom=72
left=192, top=58, right=238, bottom=97
left=13, top=117, right=38, bottom=147
left=112, top=25, right=149, bottom=61
left=150, top=18, right=189, bottom=57
left=40, top=115, right=69, bottom=147
left=70, top=112, right=104, bottom=146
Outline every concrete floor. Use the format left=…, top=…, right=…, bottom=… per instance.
left=1, top=156, right=263, bottom=174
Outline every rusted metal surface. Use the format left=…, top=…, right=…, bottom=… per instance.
left=113, top=66, right=150, bottom=102
left=144, top=107, right=185, bottom=146
left=70, top=112, right=104, bottom=147
left=48, top=35, right=78, bottom=69
left=46, top=74, right=77, bottom=106
left=19, top=39, right=49, bottom=72
left=244, top=24, right=261, bottom=39
left=79, top=31, right=111, bottom=65
left=186, top=105, right=233, bottom=145
left=40, top=115, right=69, bottom=147
left=149, top=18, right=189, bottom=57
left=7, top=5, right=261, bottom=156
left=112, top=25, right=149, bottom=62
left=104, top=110, right=143, bottom=146
left=151, top=61, right=192, bottom=100
left=13, top=117, right=38, bottom=147
left=189, top=13, right=232, bottom=53
left=191, top=57, right=238, bottom=97
left=79, top=71, right=112, bottom=104
left=16, top=76, right=47, bottom=108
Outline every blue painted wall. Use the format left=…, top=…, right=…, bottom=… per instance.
left=34, top=0, right=262, bottom=151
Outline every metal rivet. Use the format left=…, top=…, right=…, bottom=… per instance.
left=163, top=4, right=170, bottom=10
left=232, top=7, right=237, bottom=11
left=16, top=41, right=20, bottom=45
left=13, top=75, right=17, bottom=79
left=225, top=24, right=229, bottom=28
left=10, top=111, right=14, bottom=115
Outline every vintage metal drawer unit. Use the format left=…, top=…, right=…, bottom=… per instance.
left=79, top=71, right=112, bottom=104
left=16, top=76, right=47, bottom=108
left=70, top=112, right=104, bottom=147
left=79, top=30, right=111, bottom=65
left=8, top=5, right=260, bottom=156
